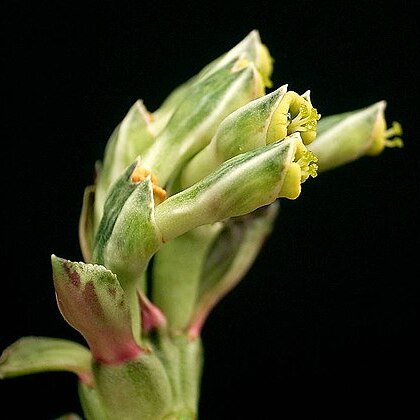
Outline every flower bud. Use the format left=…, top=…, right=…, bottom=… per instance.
left=151, top=30, right=273, bottom=136
left=196, top=29, right=273, bottom=88
left=308, top=100, right=403, bottom=172
left=180, top=85, right=320, bottom=188
left=154, top=133, right=318, bottom=242
left=94, top=100, right=156, bottom=232
left=90, top=31, right=274, bottom=237
left=141, top=57, right=265, bottom=186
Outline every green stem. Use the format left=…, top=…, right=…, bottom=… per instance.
left=151, top=333, right=203, bottom=419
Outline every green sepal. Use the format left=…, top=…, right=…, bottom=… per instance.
left=308, top=100, right=403, bottom=172
left=0, top=336, right=92, bottom=383
left=152, top=223, right=223, bottom=332
left=94, top=100, right=156, bottom=231
left=189, top=203, right=279, bottom=337
left=51, top=255, right=141, bottom=364
left=92, top=353, right=173, bottom=420
left=142, top=57, right=265, bottom=186
left=154, top=134, right=302, bottom=242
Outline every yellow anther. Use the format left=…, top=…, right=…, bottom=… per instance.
left=131, top=166, right=167, bottom=204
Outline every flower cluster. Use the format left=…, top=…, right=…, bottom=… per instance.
left=0, top=30, right=402, bottom=420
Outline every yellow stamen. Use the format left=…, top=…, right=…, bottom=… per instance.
left=279, top=136, right=318, bottom=199
left=288, top=99, right=321, bottom=142
left=367, top=115, right=404, bottom=156
left=384, top=121, right=404, bottom=148
left=267, top=91, right=321, bottom=145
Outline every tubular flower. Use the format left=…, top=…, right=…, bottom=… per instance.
left=154, top=133, right=317, bottom=242
left=308, top=100, right=403, bottom=172
left=180, top=85, right=320, bottom=189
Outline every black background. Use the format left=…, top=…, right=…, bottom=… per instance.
left=1, top=1, right=419, bottom=418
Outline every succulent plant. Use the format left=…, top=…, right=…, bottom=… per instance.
left=0, top=30, right=403, bottom=419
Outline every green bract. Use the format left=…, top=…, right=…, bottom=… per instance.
left=0, top=30, right=403, bottom=419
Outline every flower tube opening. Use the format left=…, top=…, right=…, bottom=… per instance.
left=278, top=137, right=318, bottom=199
left=267, top=90, right=321, bottom=145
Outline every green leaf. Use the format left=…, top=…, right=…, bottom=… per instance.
left=51, top=256, right=141, bottom=364
left=0, top=336, right=92, bottom=383
left=92, top=353, right=173, bottom=420
left=189, top=203, right=279, bottom=337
